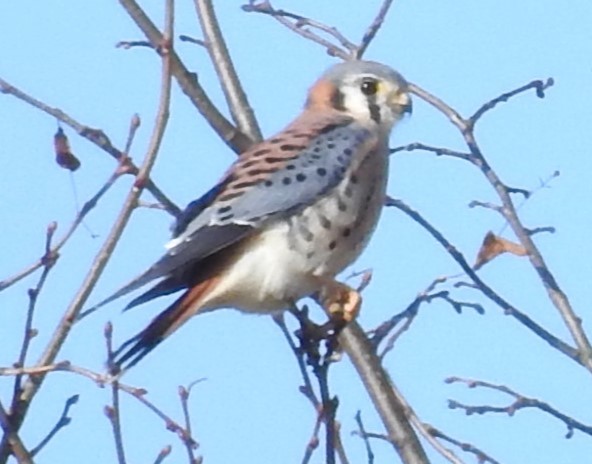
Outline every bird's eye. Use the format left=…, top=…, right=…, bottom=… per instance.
left=360, top=79, right=379, bottom=96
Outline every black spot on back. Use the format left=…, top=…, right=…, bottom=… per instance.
left=280, top=144, right=306, bottom=151
left=251, top=148, right=271, bottom=158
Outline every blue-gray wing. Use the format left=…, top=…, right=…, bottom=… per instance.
left=171, top=118, right=376, bottom=250
left=86, top=116, right=377, bottom=312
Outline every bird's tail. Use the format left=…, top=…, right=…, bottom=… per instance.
left=112, top=277, right=219, bottom=371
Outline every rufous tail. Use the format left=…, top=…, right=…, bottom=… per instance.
left=112, top=277, right=219, bottom=371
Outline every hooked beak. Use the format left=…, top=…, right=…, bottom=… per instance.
left=389, top=91, right=412, bottom=116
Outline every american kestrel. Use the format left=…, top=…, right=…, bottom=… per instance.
left=92, top=60, right=411, bottom=369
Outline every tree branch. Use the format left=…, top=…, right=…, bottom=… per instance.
left=0, top=78, right=180, bottom=217
left=119, top=0, right=254, bottom=154
left=0, top=22, right=174, bottom=462
left=193, top=0, right=262, bottom=142
left=385, top=197, right=581, bottom=363
left=447, top=376, right=592, bottom=439
left=339, top=322, right=429, bottom=464
left=410, top=79, right=592, bottom=371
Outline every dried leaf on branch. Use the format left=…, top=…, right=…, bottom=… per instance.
left=54, top=127, right=81, bottom=171
left=474, top=231, right=527, bottom=270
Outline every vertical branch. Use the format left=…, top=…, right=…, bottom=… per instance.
left=105, top=323, right=127, bottom=464
left=0, top=9, right=175, bottom=461
left=0, top=402, right=32, bottom=464
left=355, top=0, right=395, bottom=58
left=119, top=0, right=253, bottom=154
left=12, top=222, right=58, bottom=404
left=193, top=0, right=262, bottom=142
left=339, top=322, right=429, bottom=464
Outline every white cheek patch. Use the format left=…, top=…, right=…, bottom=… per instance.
left=340, top=86, right=371, bottom=119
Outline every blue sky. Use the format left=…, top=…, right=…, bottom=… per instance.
left=1, top=1, right=591, bottom=463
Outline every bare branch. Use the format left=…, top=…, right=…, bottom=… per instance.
left=116, top=40, right=153, bottom=49
left=468, top=200, right=503, bottom=213
left=153, top=445, right=172, bottom=464
left=0, top=77, right=180, bottom=217
left=354, top=411, right=375, bottom=464
left=526, top=226, right=556, bottom=236
left=411, top=78, right=592, bottom=370
left=0, top=26, right=175, bottom=457
left=356, top=0, right=395, bottom=59
left=105, top=323, right=127, bottom=464
left=178, top=380, right=204, bottom=464
left=385, top=196, right=581, bottom=363
left=242, top=2, right=353, bottom=60
left=0, top=402, right=32, bottom=464
left=12, top=222, right=58, bottom=404
left=119, top=0, right=254, bottom=154
left=470, top=78, right=554, bottom=124
left=0, top=363, right=200, bottom=451
left=301, top=410, right=322, bottom=464
left=447, top=377, right=592, bottom=439
left=428, top=426, right=501, bottom=464
left=124, top=113, right=142, bottom=156
left=339, top=322, right=429, bottom=464
left=31, top=395, right=79, bottom=457
left=0, top=163, right=129, bottom=293
left=193, top=0, right=262, bottom=142
left=390, top=142, right=472, bottom=161
left=372, top=290, right=483, bottom=359
left=179, top=35, right=207, bottom=47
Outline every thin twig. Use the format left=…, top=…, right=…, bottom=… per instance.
left=356, top=0, right=395, bottom=59
left=470, top=78, right=554, bottom=124
left=273, top=313, right=319, bottom=408
left=385, top=197, right=581, bottom=363
left=355, top=386, right=468, bottom=464
left=301, top=410, right=322, bottom=464
left=468, top=200, right=503, bottom=213
left=0, top=25, right=174, bottom=458
left=0, top=363, right=199, bottom=449
left=105, top=323, right=127, bottom=464
left=179, top=35, right=207, bottom=47
left=354, top=411, right=375, bottom=464
left=428, top=427, right=501, bottom=464
left=116, top=40, right=154, bottom=49
left=371, top=288, right=483, bottom=355
left=30, top=395, right=79, bottom=457
left=390, top=142, right=472, bottom=161
left=12, top=222, right=58, bottom=404
left=0, top=77, right=180, bottom=217
left=447, top=376, right=592, bottom=439
left=153, top=445, right=172, bottom=464
left=119, top=0, right=253, bottom=154
left=193, top=0, right=262, bottom=142
left=0, top=163, right=131, bottom=293
left=178, top=379, right=204, bottom=464
left=411, top=79, right=592, bottom=370
left=242, top=2, right=352, bottom=60
left=123, top=114, right=141, bottom=155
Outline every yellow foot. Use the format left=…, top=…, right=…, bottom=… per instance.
left=318, top=279, right=362, bottom=324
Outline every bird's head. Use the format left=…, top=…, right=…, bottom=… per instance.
left=306, top=60, right=412, bottom=133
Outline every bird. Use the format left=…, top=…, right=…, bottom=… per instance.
left=89, top=60, right=412, bottom=370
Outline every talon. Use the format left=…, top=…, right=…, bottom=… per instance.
left=319, top=280, right=362, bottom=324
